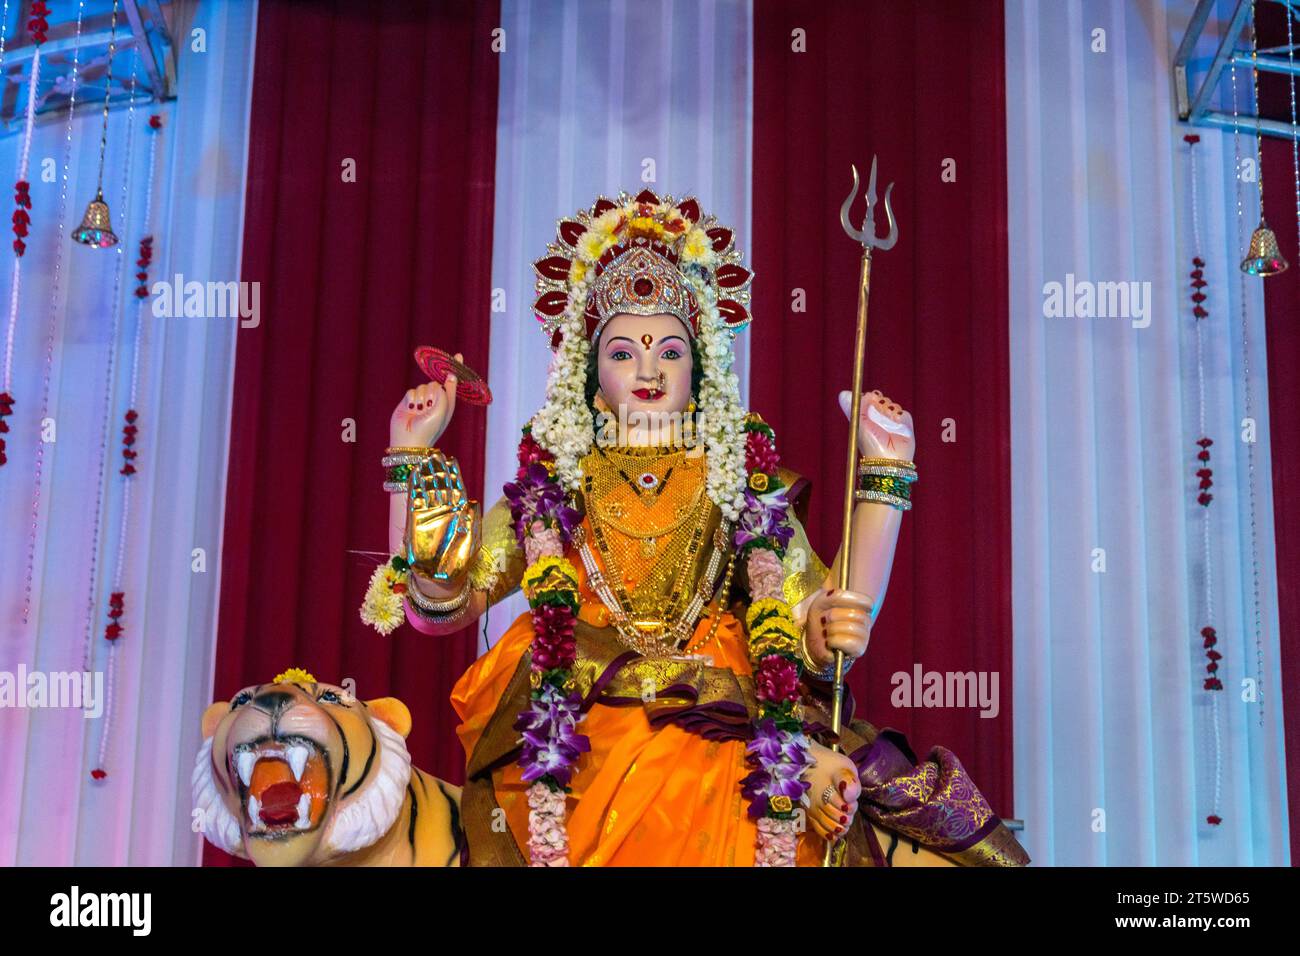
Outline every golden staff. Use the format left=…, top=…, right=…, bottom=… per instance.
left=823, top=157, right=897, bottom=867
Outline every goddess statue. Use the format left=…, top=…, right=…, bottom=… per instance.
left=365, top=190, right=1029, bottom=867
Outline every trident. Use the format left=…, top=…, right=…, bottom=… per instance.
left=822, top=158, right=897, bottom=867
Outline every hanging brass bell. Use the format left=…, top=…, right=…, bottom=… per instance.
left=1239, top=219, right=1288, bottom=276
left=72, top=192, right=119, bottom=248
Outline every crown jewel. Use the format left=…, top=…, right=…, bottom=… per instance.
left=586, top=245, right=699, bottom=340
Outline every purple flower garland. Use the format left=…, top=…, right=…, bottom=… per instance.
left=508, top=425, right=589, bottom=865
left=734, top=417, right=814, bottom=866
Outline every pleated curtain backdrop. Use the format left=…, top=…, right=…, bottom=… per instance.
left=750, top=0, right=1017, bottom=824
left=1005, top=0, right=1289, bottom=865
left=482, top=0, right=754, bottom=649
left=0, top=0, right=257, bottom=865
left=208, top=0, right=500, bottom=864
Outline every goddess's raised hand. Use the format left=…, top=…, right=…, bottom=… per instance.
left=838, top=388, right=915, bottom=463
left=389, top=353, right=460, bottom=449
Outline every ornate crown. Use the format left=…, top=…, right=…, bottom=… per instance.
left=532, top=189, right=753, bottom=349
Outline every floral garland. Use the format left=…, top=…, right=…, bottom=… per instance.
left=1, top=22, right=42, bottom=470
left=504, top=426, right=587, bottom=865
left=734, top=417, right=812, bottom=866
left=1185, top=133, right=1224, bottom=825
left=360, top=555, right=411, bottom=636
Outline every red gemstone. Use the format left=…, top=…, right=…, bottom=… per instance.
left=90, top=769, right=107, bottom=780
left=633, top=276, right=654, bottom=296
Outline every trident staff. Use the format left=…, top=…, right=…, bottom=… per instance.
left=823, top=158, right=897, bottom=866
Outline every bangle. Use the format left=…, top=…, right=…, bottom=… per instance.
left=407, top=575, right=471, bottom=614
left=406, top=594, right=470, bottom=627
left=859, top=456, right=915, bottom=471
left=856, top=473, right=913, bottom=510
left=857, top=463, right=917, bottom=483
left=383, top=452, right=437, bottom=468
left=854, top=488, right=912, bottom=510
left=383, top=462, right=417, bottom=494
left=799, top=632, right=850, bottom=681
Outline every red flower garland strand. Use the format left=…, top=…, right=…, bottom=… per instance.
left=121, top=409, right=138, bottom=475
left=105, top=591, right=124, bottom=641
left=1195, top=437, right=1213, bottom=507
left=0, top=390, right=12, bottom=467
left=13, top=180, right=30, bottom=256
left=133, top=235, right=153, bottom=299
left=1202, top=626, right=1222, bottom=692
left=91, top=591, right=126, bottom=780
left=27, top=1, right=50, bottom=44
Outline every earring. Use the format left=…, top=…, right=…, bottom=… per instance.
left=686, top=398, right=697, bottom=414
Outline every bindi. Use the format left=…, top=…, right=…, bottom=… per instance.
left=640, top=334, right=653, bottom=350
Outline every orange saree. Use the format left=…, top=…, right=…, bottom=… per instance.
left=451, top=595, right=828, bottom=866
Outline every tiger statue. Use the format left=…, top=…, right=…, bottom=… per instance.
left=192, top=671, right=463, bottom=867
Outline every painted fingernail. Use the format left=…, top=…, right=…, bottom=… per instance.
left=838, top=780, right=846, bottom=793
left=839, top=814, right=848, bottom=824
left=407, top=403, right=414, bottom=409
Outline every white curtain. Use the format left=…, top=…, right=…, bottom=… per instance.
left=481, top=0, right=754, bottom=650
left=1006, top=0, right=1289, bottom=865
left=0, top=0, right=257, bottom=865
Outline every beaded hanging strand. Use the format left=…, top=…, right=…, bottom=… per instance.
left=21, top=0, right=86, bottom=626
left=83, top=54, right=137, bottom=677
left=0, top=0, right=23, bottom=469
left=1239, top=6, right=1267, bottom=740
left=1185, top=133, right=1223, bottom=828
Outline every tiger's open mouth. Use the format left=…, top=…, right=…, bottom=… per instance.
left=230, top=737, right=330, bottom=838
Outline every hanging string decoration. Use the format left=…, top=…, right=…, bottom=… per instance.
left=72, top=0, right=122, bottom=248
left=26, top=1, right=50, bottom=43
left=82, top=55, right=138, bottom=695
left=1288, top=0, right=1300, bottom=260
left=1, top=0, right=41, bottom=470
left=1231, top=4, right=1269, bottom=738
left=91, top=101, right=164, bottom=782
left=1240, top=0, right=1288, bottom=275
left=21, top=0, right=86, bottom=626
left=1185, top=129, right=1224, bottom=828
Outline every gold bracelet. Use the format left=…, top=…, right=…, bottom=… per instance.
left=800, top=632, right=849, bottom=681
left=406, top=574, right=471, bottom=613
left=859, top=456, right=915, bottom=470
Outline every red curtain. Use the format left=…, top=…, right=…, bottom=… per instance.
left=1257, top=2, right=1300, bottom=864
left=206, top=0, right=499, bottom=865
left=751, top=1, right=1014, bottom=817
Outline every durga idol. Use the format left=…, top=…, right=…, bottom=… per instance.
left=365, top=190, right=1030, bottom=868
